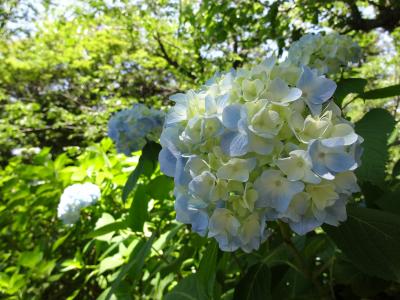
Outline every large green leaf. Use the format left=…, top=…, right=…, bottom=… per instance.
left=233, top=264, right=271, bottom=300
left=103, top=235, right=155, bottom=300
left=163, top=274, right=208, bottom=300
left=334, top=259, right=389, bottom=298
left=334, top=78, right=367, bottom=107
left=392, top=160, right=400, bottom=178
left=375, top=188, right=400, bottom=215
left=85, top=221, right=127, bottom=240
left=127, top=184, right=149, bottom=232
left=121, top=158, right=145, bottom=203
left=147, top=175, right=173, bottom=200
left=324, top=206, right=400, bottom=282
left=355, top=108, right=395, bottom=187
left=122, top=142, right=161, bottom=202
left=360, top=84, right=400, bottom=99
left=271, top=267, right=314, bottom=299
left=99, top=253, right=124, bottom=274
left=19, top=248, right=43, bottom=269
left=198, top=241, right=218, bottom=297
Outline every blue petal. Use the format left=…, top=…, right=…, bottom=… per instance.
left=221, top=131, right=249, bottom=157
left=174, top=195, right=191, bottom=223
left=308, top=140, right=335, bottom=179
left=325, top=152, right=356, bottom=173
left=190, top=210, right=209, bottom=236
left=159, top=148, right=177, bottom=177
left=324, top=197, right=347, bottom=226
left=169, top=93, right=187, bottom=104
left=306, top=101, right=323, bottom=116
left=289, top=217, right=322, bottom=235
left=272, top=181, right=304, bottom=212
left=297, top=66, right=314, bottom=88
left=222, top=104, right=243, bottom=130
left=174, top=156, right=191, bottom=186
left=310, top=77, right=336, bottom=104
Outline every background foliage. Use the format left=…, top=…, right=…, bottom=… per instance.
left=1, top=0, right=400, bottom=299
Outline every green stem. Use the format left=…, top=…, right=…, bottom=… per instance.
left=277, top=221, right=326, bottom=298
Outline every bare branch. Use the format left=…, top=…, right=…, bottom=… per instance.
left=154, top=33, right=196, bottom=80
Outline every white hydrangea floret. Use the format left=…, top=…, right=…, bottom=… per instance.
left=57, top=183, right=101, bottom=225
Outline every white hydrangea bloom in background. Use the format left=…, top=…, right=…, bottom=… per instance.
left=108, top=103, right=165, bottom=155
left=58, top=183, right=101, bottom=225
left=287, top=33, right=361, bottom=75
left=159, top=33, right=363, bottom=252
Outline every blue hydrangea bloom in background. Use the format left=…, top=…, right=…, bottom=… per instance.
left=57, top=183, right=101, bottom=225
left=158, top=33, right=363, bottom=252
left=108, top=103, right=165, bottom=155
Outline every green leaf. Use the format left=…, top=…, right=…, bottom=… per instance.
left=324, top=206, right=400, bottom=282
left=271, top=267, right=313, bottom=299
left=392, top=160, right=400, bottom=178
left=360, top=84, right=400, bottom=99
left=127, top=184, right=149, bottom=232
left=97, top=281, right=133, bottom=300
left=99, top=253, right=125, bottom=274
left=233, top=264, right=271, bottom=300
left=122, top=158, right=145, bottom=203
left=122, top=142, right=161, bottom=202
left=147, top=175, right=173, bottom=200
left=334, top=78, right=367, bottom=107
left=355, top=108, right=395, bottom=187
left=375, top=189, right=400, bottom=215
left=334, top=259, right=389, bottom=298
left=104, top=235, right=155, bottom=300
left=52, top=231, right=71, bottom=252
left=198, top=240, right=218, bottom=297
left=86, top=221, right=127, bottom=240
left=140, top=141, right=161, bottom=177
left=19, top=248, right=43, bottom=269
left=164, top=274, right=208, bottom=300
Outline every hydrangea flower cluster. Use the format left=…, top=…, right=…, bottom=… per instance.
left=58, top=183, right=101, bottom=225
left=287, top=33, right=361, bottom=75
left=108, top=103, right=165, bottom=155
left=159, top=35, right=363, bottom=252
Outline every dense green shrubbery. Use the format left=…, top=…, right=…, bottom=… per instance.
left=1, top=109, right=399, bottom=299
left=1, top=1, right=400, bottom=299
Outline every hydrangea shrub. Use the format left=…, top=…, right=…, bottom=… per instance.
left=158, top=33, right=363, bottom=252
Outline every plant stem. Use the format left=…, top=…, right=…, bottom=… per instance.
left=232, top=252, right=245, bottom=273
left=277, top=221, right=327, bottom=298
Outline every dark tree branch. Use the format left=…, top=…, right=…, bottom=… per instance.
left=154, top=33, right=197, bottom=80
left=344, top=0, right=400, bottom=32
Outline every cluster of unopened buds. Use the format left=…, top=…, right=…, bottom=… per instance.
left=158, top=33, right=363, bottom=252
